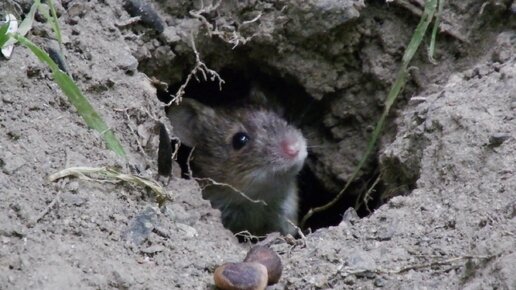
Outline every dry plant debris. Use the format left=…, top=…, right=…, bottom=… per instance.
left=48, top=166, right=172, bottom=205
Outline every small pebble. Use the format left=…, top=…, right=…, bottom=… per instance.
left=343, top=275, right=355, bottom=285
left=341, top=207, right=359, bottom=224
left=158, top=122, right=172, bottom=176
left=244, top=245, right=283, bottom=285
left=214, top=262, right=268, bottom=290
left=121, top=207, right=158, bottom=245
left=176, top=223, right=198, bottom=238
left=489, top=133, right=510, bottom=147
left=374, top=277, right=385, bottom=287
left=123, top=0, right=164, bottom=33
left=67, top=2, right=88, bottom=18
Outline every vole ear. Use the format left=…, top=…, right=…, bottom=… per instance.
left=167, top=98, right=216, bottom=146
left=248, top=85, right=285, bottom=117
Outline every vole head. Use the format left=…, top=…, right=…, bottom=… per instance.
left=167, top=98, right=307, bottom=190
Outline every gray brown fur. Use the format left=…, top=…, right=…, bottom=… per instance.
left=167, top=99, right=307, bottom=236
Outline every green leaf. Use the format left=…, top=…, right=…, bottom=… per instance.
left=3, top=0, right=40, bottom=48
left=0, top=22, right=9, bottom=48
left=38, top=1, right=63, bottom=49
left=428, top=0, right=444, bottom=63
left=18, top=0, right=40, bottom=36
left=39, top=1, right=68, bottom=74
left=47, top=0, right=63, bottom=46
left=13, top=33, right=126, bottom=157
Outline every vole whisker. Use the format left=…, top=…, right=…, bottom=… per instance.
left=306, top=145, right=328, bottom=149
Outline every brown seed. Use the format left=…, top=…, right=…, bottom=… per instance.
left=244, top=245, right=283, bottom=285
left=213, top=262, right=268, bottom=290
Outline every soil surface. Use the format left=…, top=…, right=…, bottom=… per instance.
left=1, top=0, right=515, bottom=289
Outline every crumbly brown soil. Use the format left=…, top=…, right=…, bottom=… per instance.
left=1, top=0, right=514, bottom=289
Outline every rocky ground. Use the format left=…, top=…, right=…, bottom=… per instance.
left=0, top=0, right=514, bottom=289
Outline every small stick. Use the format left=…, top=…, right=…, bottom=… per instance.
left=165, top=36, right=224, bottom=106
left=337, top=254, right=501, bottom=276
left=115, top=16, right=142, bottom=27
left=196, top=177, right=267, bottom=205
left=28, top=192, right=61, bottom=227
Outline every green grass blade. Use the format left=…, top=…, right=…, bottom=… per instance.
left=300, top=0, right=438, bottom=227
left=352, top=0, right=437, bottom=209
left=17, top=0, right=40, bottom=36
left=13, top=33, right=126, bottom=157
left=38, top=1, right=62, bottom=47
left=428, top=0, right=444, bottom=63
left=402, top=1, right=437, bottom=64
left=0, top=22, right=9, bottom=48
left=38, top=1, right=69, bottom=74
left=47, top=0, right=63, bottom=45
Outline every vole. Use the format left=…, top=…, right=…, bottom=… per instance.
left=167, top=98, right=307, bottom=236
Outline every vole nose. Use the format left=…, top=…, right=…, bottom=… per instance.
left=281, top=139, right=302, bottom=158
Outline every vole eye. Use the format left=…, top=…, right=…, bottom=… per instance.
left=232, top=132, right=250, bottom=150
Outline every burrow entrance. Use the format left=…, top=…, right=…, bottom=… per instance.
left=155, top=63, right=393, bottom=232
left=117, top=0, right=429, bottom=234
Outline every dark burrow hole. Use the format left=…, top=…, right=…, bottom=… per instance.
left=157, top=65, right=386, bottom=233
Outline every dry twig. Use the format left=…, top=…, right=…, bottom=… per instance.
left=391, top=0, right=469, bottom=43
left=234, top=230, right=266, bottom=242
left=114, top=108, right=148, bottom=158
left=189, top=0, right=222, bottom=34
left=185, top=146, right=195, bottom=178
left=48, top=166, right=172, bottom=204
left=195, top=177, right=267, bottom=205
left=28, top=192, right=61, bottom=227
left=285, top=219, right=305, bottom=239
left=115, top=16, right=142, bottom=27
left=166, top=37, right=224, bottom=106
left=335, top=254, right=501, bottom=278
left=356, top=174, right=381, bottom=213
left=189, top=0, right=259, bottom=48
